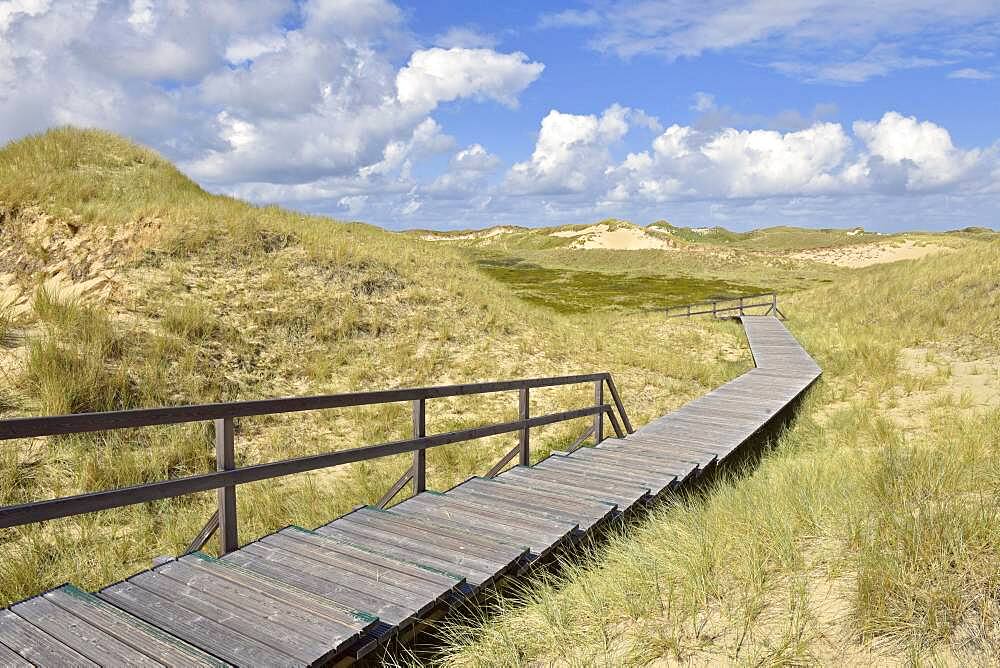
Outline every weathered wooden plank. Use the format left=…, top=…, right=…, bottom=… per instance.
left=223, top=546, right=417, bottom=627
left=487, top=474, right=623, bottom=510
left=319, top=517, right=516, bottom=584
left=280, top=526, right=464, bottom=590
left=99, top=582, right=296, bottom=666
left=0, top=638, right=32, bottom=667
left=13, top=594, right=165, bottom=666
left=0, top=610, right=97, bottom=667
left=449, top=478, right=612, bottom=530
left=596, top=442, right=719, bottom=467
left=155, top=558, right=361, bottom=649
left=404, top=491, right=577, bottom=537
left=535, top=454, right=669, bottom=487
left=518, top=461, right=653, bottom=498
left=391, top=495, right=572, bottom=555
left=571, top=442, right=703, bottom=469
left=129, top=570, right=325, bottom=665
left=502, top=467, right=648, bottom=509
left=599, top=436, right=722, bottom=459
left=341, top=507, right=527, bottom=566
left=538, top=455, right=677, bottom=493
left=235, top=541, right=425, bottom=622
left=270, top=530, right=458, bottom=602
left=387, top=500, right=557, bottom=556
left=558, top=448, right=695, bottom=480
left=258, top=533, right=437, bottom=606
left=42, top=585, right=227, bottom=668
left=314, top=522, right=497, bottom=587
left=556, top=450, right=689, bottom=481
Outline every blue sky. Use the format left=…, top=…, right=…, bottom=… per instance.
left=1, top=1, right=998, bottom=231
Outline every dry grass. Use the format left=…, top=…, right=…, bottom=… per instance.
left=0, top=128, right=751, bottom=606
left=438, top=243, right=1000, bottom=665
left=2, top=128, right=998, bottom=667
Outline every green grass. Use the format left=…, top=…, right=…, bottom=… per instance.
left=473, top=254, right=767, bottom=313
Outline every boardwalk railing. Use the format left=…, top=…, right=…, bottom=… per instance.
left=664, top=291, right=785, bottom=319
left=0, top=373, right=633, bottom=555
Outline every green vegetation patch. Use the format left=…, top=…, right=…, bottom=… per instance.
left=475, top=254, right=767, bottom=313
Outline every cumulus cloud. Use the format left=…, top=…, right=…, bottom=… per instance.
left=1, top=1, right=997, bottom=231
left=506, top=104, right=652, bottom=195
left=396, top=48, right=544, bottom=110
left=0, top=0, right=544, bottom=192
left=426, top=144, right=502, bottom=199
left=852, top=112, right=982, bottom=191
left=601, top=111, right=990, bottom=204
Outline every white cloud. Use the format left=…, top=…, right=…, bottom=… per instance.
left=691, top=92, right=715, bottom=112
left=339, top=195, right=367, bottom=215
left=303, top=0, right=403, bottom=36
left=396, top=47, right=544, bottom=111
left=536, top=9, right=601, bottom=29
left=225, top=34, right=288, bottom=64
left=539, top=1, right=1000, bottom=83
left=852, top=112, right=982, bottom=190
left=948, top=67, right=994, bottom=80
left=433, top=26, right=498, bottom=49
left=506, top=104, right=647, bottom=195
left=426, top=144, right=501, bottom=199
left=534, top=109, right=992, bottom=208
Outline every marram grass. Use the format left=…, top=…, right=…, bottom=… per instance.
left=0, top=129, right=749, bottom=606
left=437, top=244, right=1000, bottom=665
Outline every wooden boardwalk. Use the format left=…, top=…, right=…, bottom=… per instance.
left=0, top=316, right=820, bottom=666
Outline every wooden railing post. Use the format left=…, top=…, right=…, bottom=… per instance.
left=593, top=380, right=604, bottom=444
left=412, top=398, right=426, bottom=493
left=215, top=417, right=237, bottom=555
left=712, top=301, right=717, bottom=318
left=518, top=388, right=529, bottom=465
left=739, top=296, right=745, bottom=315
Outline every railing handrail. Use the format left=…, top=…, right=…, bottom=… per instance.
left=671, top=291, right=775, bottom=308
left=0, top=404, right=613, bottom=530
left=0, top=372, right=610, bottom=440
left=662, top=291, right=782, bottom=319
left=0, top=372, right=635, bottom=540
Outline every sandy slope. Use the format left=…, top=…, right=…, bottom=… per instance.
left=549, top=224, right=675, bottom=250
left=793, top=240, right=954, bottom=267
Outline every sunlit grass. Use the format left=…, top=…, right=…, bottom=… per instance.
left=439, top=243, right=1000, bottom=665
left=0, top=128, right=752, bottom=606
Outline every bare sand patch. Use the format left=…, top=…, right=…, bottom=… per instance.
left=572, top=226, right=676, bottom=251
left=889, top=347, right=1000, bottom=430
left=793, top=240, right=953, bottom=268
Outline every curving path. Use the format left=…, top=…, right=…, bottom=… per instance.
left=0, top=316, right=820, bottom=666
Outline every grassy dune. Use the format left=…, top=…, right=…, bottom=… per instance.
left=0, top=129, right=751, bottom=605
left=439, top=243, right=1000, bottom=665
left=2, top=128, right=997, bottom=666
